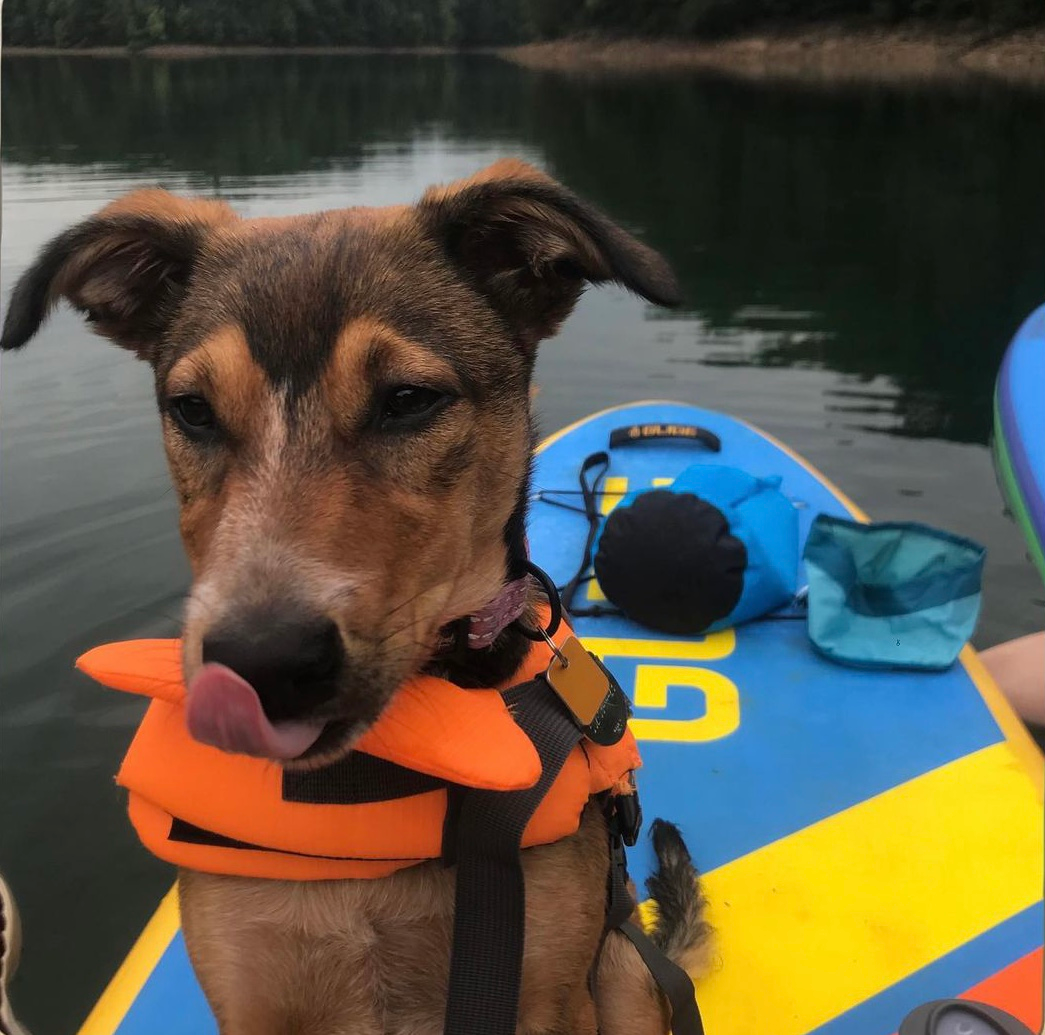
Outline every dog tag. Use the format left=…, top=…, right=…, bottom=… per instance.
left=544, top=636, right=631, bottom=746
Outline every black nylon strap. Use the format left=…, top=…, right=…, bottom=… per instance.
left=618, top=921, right=706, bottom=1035
left=443, top=678, right=583, bottom=1035
left=560, top=451, right=618, bottom=618
left=166, top=817, right=422, bottom=863
left=283, top=751, right=443, bottom=804
left=588, top=818, right=639, bottom=1004
left=604, top=836, right=635, bottom=934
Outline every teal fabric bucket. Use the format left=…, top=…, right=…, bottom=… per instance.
left=803, top=516, right=985, bottom=671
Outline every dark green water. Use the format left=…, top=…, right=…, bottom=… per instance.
left=1, top=54, right=1043, bottom=1033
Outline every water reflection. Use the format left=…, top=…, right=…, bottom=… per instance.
left=5, top=55, right=1042, bottom=443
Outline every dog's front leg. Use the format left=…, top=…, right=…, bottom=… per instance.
left=554, top=988, right=600, bottom=1035
left=179, top=870, right=383, bottom=1035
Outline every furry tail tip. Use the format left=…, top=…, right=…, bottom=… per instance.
left=644, top=819, right=712, bottom=973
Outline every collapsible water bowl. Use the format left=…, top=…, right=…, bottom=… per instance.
left=803, top=515, right=985, bottom=671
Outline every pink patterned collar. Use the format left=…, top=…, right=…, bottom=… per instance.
left=466, top=577, right=531, bottom=649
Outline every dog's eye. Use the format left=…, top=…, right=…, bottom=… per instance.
left=168, top=394, right=217, bottom=437
left=380, top=386, right=449, bottom=428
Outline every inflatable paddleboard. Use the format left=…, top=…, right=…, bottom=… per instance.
left=78, top=402, right=1043, bottom=1035
left=994, top=303, right=1045, bottom=582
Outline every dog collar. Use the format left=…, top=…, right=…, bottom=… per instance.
left=466, top=577, right=530, bottom=649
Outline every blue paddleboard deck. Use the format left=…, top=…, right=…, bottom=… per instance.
left=79, top=402, right=1044, bottom=1035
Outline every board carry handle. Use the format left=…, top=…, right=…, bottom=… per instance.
left=608, top=423, right=722, bottom=452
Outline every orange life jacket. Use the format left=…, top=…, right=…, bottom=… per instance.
left=77, top=623, right=641, bottom=882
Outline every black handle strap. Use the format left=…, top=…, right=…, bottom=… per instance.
left=559, top=451, right=612, bottom=617
left=609, top=424, right=721, bottom=452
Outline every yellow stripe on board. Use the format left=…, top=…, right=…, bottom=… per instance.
left=77, top=885, right=180, bottom=1035
left=583, top=630, right=736, bottom=662
left=600, top=476, right=630, bottom=516
left=686, top=742, right=1044, bottom=1035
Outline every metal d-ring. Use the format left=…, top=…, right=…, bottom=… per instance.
left=513, top=561, right=569, bottom=669
left=536, top=624, right=569, bottom=670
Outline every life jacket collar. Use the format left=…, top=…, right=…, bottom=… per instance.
left=77, top=638, right=546, bottom=791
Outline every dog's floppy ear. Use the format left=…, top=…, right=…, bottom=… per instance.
left=418, top=159, right=680, bottom=349
left=1, top=190, right=234, bottom=359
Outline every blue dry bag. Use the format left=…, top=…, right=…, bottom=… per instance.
left=591, top=463, right=799, bottom=635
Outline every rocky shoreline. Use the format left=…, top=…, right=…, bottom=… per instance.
left=504, top=27, right=1045, bottom=86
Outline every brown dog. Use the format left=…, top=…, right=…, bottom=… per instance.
left=2, top=161, right=709, bottom=1034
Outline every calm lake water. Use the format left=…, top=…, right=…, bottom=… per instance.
left=1, top=53, right=1043, bottom=1033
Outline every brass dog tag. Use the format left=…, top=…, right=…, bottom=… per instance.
left=544, top=636, right=631, bottom=746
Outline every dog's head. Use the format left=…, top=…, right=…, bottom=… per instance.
left=2, top=160, right=677, bottom=765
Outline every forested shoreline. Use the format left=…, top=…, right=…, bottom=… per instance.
left=3, top=0, right=1042, bottom=51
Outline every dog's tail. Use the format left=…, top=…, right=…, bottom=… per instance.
left=644, top=819, right=712, bottom=973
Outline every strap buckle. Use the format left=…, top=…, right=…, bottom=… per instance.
left=615, top=790, right=642, bottom=848
left=608, top=777, right=642, bottom=848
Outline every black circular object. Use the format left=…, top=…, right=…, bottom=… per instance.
left=594, top=490, right=747, bottom=635
left=899, top=1000, right=1035, bottom=1035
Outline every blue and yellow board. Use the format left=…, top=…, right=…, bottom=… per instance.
left=80, top=402, right=1043, bottom=1035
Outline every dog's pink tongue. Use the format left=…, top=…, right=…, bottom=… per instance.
left=186, top=663, right=325, bottom=760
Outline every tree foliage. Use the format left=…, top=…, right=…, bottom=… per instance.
left=1, top=0, right=529, bottom=47
left=2, top=0, right=1040, bottom=48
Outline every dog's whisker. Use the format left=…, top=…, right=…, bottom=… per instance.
left=375, top=612, right=439, bottom=649
left=378, top=586, right=439, bottom=623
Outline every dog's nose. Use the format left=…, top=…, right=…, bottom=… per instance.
left=201, top=611, right=343, bottom=723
